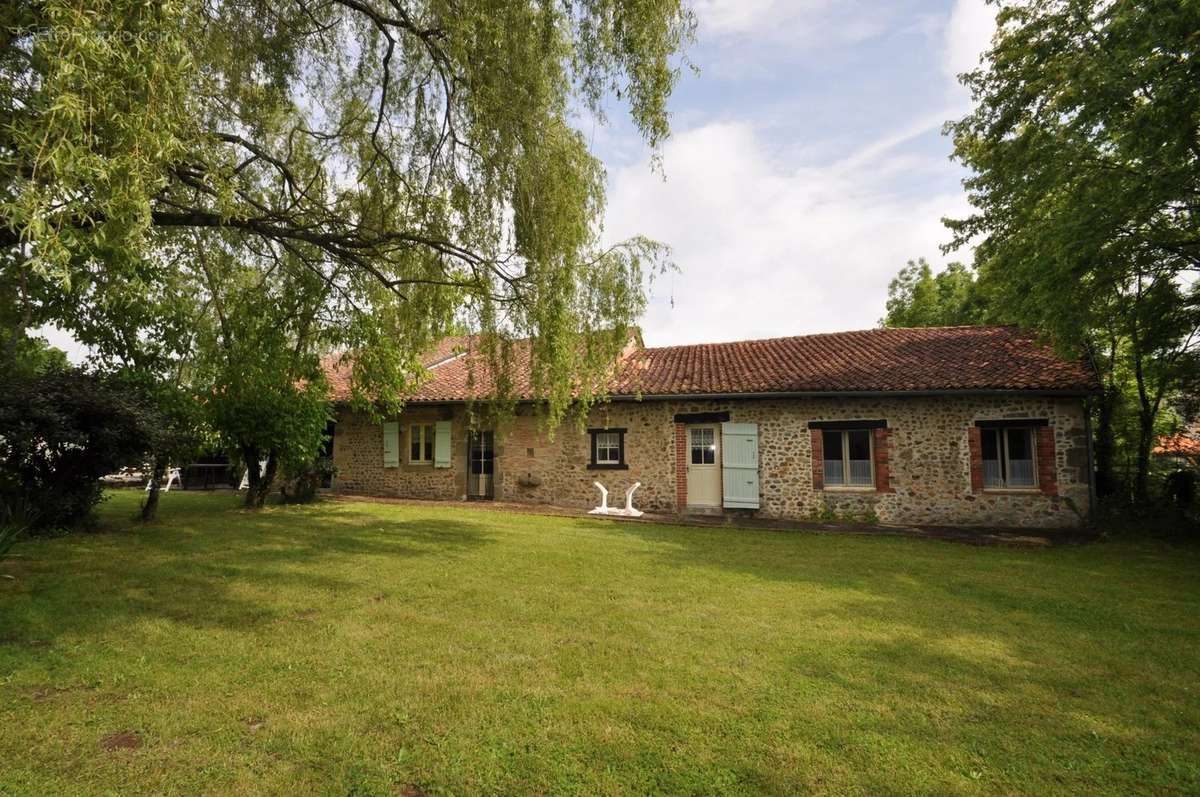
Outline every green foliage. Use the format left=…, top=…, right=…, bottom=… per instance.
left=944, top=0, right=1200, bottom=503
left=190, top=242, right=336, bottom=506
left=0, top=370, right=159, bottom=531
left=0, top=332, right=68, bottom=378
left=279, top=456, right=337, bottom=505
left=3, top=0, right=694, bottom=430
left=2, top=0, right=196, bottom=281
left=881, top=258, right=987, bottom=328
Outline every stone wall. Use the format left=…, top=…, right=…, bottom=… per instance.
left=333, top=405, right=469, bottom=499
left=332, top=394, right=1091, bottom=528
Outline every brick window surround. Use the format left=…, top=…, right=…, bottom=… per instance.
left=873, top=427, right=895, bottom=493
left=968, top=420, right=1057, bottom=495
left=1036, top=426, right=1058, bottom=495
left=809, top=420, right=891, bottom=492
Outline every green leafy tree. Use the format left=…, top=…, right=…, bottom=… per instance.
left=944, top=0, right=1200, bottom=504
left=881, top=258, right=986, bottom=328
left=0, top=250, right=68, bottom=376
left=2, top=0, right=692, bottom=439
left=191, top=239, right=339, bottom=508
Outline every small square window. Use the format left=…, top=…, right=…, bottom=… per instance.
left=596, top=432, right=621, bottom=464
left=587, top=429, right=627, bottom=469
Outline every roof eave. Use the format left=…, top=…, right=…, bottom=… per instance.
left=332, top=386, right=1098, bottom=406
left=606, top=388, right=1099, bottom=401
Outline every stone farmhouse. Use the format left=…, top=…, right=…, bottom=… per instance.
left=324, top=326, right=1098, bottom=528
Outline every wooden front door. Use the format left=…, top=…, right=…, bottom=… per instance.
left=686, top=425, right=722, bottom=507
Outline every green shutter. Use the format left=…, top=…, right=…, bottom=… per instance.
left=434, top=420, right=452, bottom=468
left=382, top=421, right=400, bottom=468
left=721, top=422, right=759, bottom=509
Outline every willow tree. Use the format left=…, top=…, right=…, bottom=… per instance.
left=945, top=0, right=1200, bottom=504
left=2, top=0, right=692, bottom=497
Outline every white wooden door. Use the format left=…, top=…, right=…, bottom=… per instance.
left=686, top=425, right=722, bottom=507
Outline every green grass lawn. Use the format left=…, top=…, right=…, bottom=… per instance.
left=2, top=492, right=1199, bottom=796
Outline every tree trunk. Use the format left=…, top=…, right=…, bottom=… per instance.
left=141, top=457, right=167, bottom=522
left=1134, top=407, right=1155, bottom=507
left=242, top=446, right=279, bottom=509
left=1092, top=389, right=1118, bottom=498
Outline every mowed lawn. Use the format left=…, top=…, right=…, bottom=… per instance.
left=2, top=492, right=1199, bottom=796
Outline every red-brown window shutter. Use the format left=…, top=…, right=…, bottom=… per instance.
left=967, top=426, right=984, bottom=493
left=873, top=428, right=894, bottom=493
left=811, top=429, right=824, bottom=490
left=1037, top=426, right=1058, bottom=495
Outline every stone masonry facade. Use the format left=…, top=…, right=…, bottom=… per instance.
left=332, top=394, right=1091, bottom=528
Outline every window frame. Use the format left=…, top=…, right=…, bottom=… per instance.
left=821, top=428, right=875, bottom=490
left=587, top=428, right=628, bottom=470
left=409, top=423, right=435, bottom=464
left=689, top=426, right=717, bottom=466
left=978, top=424, right=1039, bottom=490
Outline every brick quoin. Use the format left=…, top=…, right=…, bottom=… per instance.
left=1037, top=426, right=1058, bottom=495
left=873, top=428, right=895, bottom=493
left=674, top=422, right=687, bottom=510
left=967, top=426, right=984, bottom=493
left=810, top=429, right=824, bottom=490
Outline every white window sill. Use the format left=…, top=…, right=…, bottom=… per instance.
left=822, top=485, right=877, bottom=493
left=982, top=487, right=1040, bottom=494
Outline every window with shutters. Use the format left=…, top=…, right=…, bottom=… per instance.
left=409, top=424, right=435, bottom=463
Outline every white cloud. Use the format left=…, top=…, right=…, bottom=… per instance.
left=943, top=0, right=997, bottom=84
left=693, top=0, right=789, bottom=36
left=605, top=121, right=970, bottom=346
left=692, top=0, right=891, bottom=67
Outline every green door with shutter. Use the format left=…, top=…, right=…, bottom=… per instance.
left=721, top=422, right=759, bottom=509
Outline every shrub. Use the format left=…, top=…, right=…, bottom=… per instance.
left=278, top=456, right=337, bottom=504
left=0, top=370, right=158, bottom=532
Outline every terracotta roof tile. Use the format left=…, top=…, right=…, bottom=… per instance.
left=611, top=326, right=1097, bottom=395
left=324, top=325, right=1098, bottom=403
left=1154, top=434, right=1200, bottom=457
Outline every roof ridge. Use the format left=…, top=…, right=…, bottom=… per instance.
left=635, top=324, right=1025, bottom=353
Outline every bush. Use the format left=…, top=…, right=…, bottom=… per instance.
left=278, top=456, right=337, bottom=504
left=0, top=370, right=158, bottom=532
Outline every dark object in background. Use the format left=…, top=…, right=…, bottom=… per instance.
left=1164, top=469, right=1197, bottom=512
left=279, top=457, right=338, bottom=504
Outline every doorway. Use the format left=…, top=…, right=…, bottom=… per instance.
left=686, top=425, right=721, bottom=507
left=467, top=430, right=495, bottom=500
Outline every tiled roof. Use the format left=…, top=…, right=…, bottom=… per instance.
left=611, top=326, right=1098, bottom=396
left=322, top=336, right=536, bottom=403
left=324, top=325, right=1098, bottom=403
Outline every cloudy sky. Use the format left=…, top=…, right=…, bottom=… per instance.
left=598, top=0, right=997, bottom=346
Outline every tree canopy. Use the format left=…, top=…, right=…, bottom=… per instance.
left=2, top=0, right=693, bottom=414
left=881, top=258, right=985, bottom=328
left=944, top=0, right=1200, bottom=503
left=2, top=0, right=694, bottom=506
